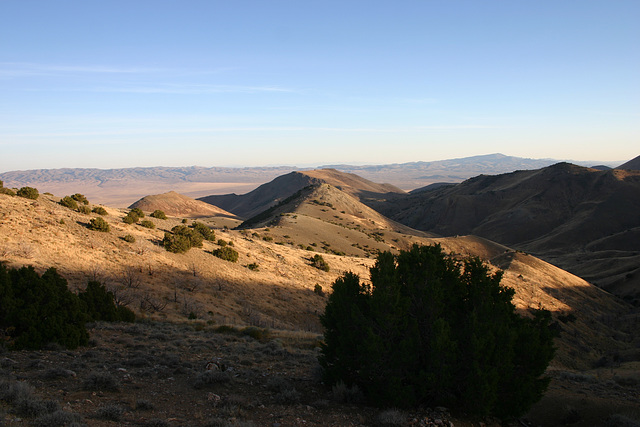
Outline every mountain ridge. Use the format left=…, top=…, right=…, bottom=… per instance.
left=0, top=153, right=617, bottom=207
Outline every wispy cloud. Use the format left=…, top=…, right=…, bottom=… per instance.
left=0, top=62, right=162, bottom=77
left=86, top=83, right=294, bottom=94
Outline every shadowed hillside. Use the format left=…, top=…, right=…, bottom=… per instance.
left=382, top=162, right=640, bottom=303
left=617, top=154, right=640, bottom=170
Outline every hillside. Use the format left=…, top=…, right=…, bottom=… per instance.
left=129, top=191, right=238, bottom=219
left=1, top=187, right=639, bottom=425
left=199, top=169, right=406, bottom=219
left=617, top=154, right=640, bottom=170
left=382, top=163, right=640, bottom=303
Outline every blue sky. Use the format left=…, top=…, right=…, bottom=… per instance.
left=1, top=1, right=638, bottom=172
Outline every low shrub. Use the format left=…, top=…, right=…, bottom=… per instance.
left=78, top=281, right=135, bottom=322
left=150, top=209, right=167, bottom=220
left=123, top=212, right=139, bottom=224
left=241, top=326, right=270, bottom=341
left=311, top=254, right=330, bottom=272
left=0, top=265, right=89, bottom=350
left=0, top=186, right=16, bottom=196
left=59, top=196, right=78, bottom=210
left=140, top=219, right=156, bottom=229
left=92, top=206, right=108, bottom=216
left=17, top=186, right=39, bottom=200
left=77, top=205, right=91, bottom=215
left=71, top=193, right=88, bottom=204
left=162, top=233, right=192, bottom=254
left=193, top=222, right=215, bottom=241
left=89, top=217, right=110, bottom=232
left=130, top=207, right=145, bottom=218
left=246, top=263, right=259, bottom=271
left=123, top=234, right=136, bottom=243
left=83, top=372, right=119, bottom=392
left=212, top=246, right=239, bottom=263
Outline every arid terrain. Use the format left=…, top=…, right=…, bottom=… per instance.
left=0, top=154, right=594, bottom=208
left=1, top=163, right=639, bottom=426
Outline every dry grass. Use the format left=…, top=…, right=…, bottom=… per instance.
left=1, top=188, right=640, bottom=425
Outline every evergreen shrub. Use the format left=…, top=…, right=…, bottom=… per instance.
left=0, top=265, right=88, bottom=350
left=192, top=222, right=215, bottom=241
left=150, top=209, right=167, bottom=220
left=78, top=281, right=134, bottom=322
left=17, top=187, right=39, bottom=200
left=311, top=254, right=330, bottom=272
left=71, top=193, right=89, bottom=205
left=59, top=196, right=78, bottom=210
left=89, top=217, right=110, bottom=232
left=319, top=244, right=556, bottom=419
left=212, top=246, right=238, bottom=262
left=92, top=206, right=108, bottom=216
left=140, top=220, right=155, bottom=229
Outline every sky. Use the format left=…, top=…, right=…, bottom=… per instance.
left=0, top=1, right=638, bottom=172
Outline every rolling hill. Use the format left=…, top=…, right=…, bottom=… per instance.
left=129, top=191, right=238, bottom=219
left=198, top=169, right=406, bottom=219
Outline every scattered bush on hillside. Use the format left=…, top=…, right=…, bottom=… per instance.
left=59, top=196, right=78, bottom=210
left=162, top=232, right=192, bottom=254
left=130, top=207, right=145, bottom=218
left=71, top=193, right=89, bottom=205
left=89, top=217, right=110, bottom=232
left=78, top=205, right=91, bottom=215
left=311, top=254, right=330, bottom=272
left=122, top=212, right=138, bottom=224
left=92, top=206, right=108, bottom=216
left=173, top=225, right=204, bottom=247
left=122, top=234, right=136, bottom=243
left=314, top=284, right=325, bottom=296
left=0, top=187, right=16, bottom=196
left=246, top=263, right=259, bottom=271
left=192, top=222, right=215, bottom=241
left=319, top=244, right=557, bottom=419
left=17, top=186, right=39, bottom=200
left=140, top=219, right=156, bottom=229
left=217, top=239, right=228, bottom=247
left=78, top=281, right=135, bottom=322
left=212, top=246, right=239, bottom=263
left=0, top=265, right=89, bottom=350
left=150, top=209, right=167, bottom=220
left=0, top=180, right=16, bottom=196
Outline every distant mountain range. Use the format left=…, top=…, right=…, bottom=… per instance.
left=0, top=153, right=622, bottom=207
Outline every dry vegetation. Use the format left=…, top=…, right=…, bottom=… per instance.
left=1, top=188, right=639, bottom=426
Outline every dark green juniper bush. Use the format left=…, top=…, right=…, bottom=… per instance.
left=319, top=244, right=556, bottom=419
